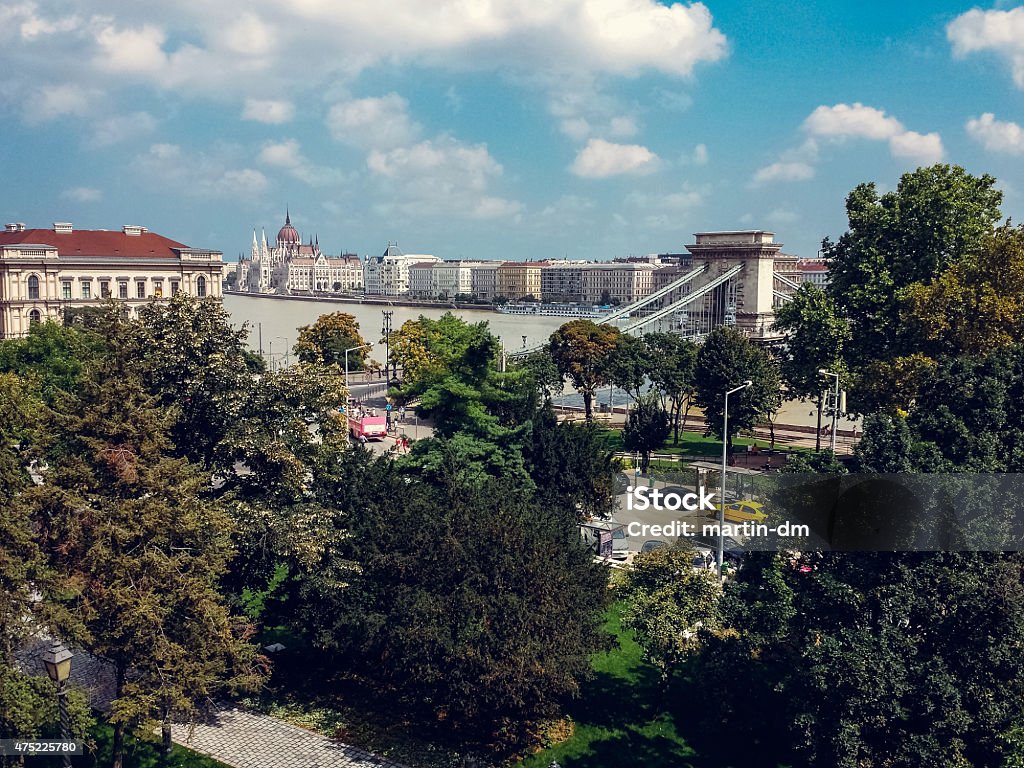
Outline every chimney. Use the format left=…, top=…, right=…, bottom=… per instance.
left=53, top=222, right=73, bottom=233
left=122, top=225, right=147, bottom=236
left=4, top=223, right=17, bottom=232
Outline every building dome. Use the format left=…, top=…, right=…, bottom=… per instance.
left=276, top=210, right=300, bottom=245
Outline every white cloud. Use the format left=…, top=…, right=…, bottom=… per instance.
left=366, top=136, right=521, bottom=219
left=133, top=143, right=268, bottom=199
left=756, top=103, right=944, bottom=177
left=61, top=186, right=102, bottom=202
left=257, top=139, right=344, bottom=187
left=752, top=161, right=815, bottom=184
left=242, top=98, right=294, bottom=124
left=94, top=24, right=169, bottom=76
left=680, top=143, right=708, bottom=165
left=888, top=130, right=944, bottom=165
left=948, top=7, right=1024, bottom=88
left=803, top=103, right=904, bottom=140
left=966, top=113, right=1024, bottom=155
left=327, top=93, right=421, bottom=150
left=25, top=83, right=94, bottom=121
left=88, top=111, right=156, bottom=147
left=765, top=207, right=799, bottom=225
left=608, top=116, right=638, bottom=138
left=571, top=138, right=660, bottom=178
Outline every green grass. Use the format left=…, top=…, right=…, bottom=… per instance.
left=515, top=603, right=698, bottom=768
left=599, top=428, right=775, bottom=457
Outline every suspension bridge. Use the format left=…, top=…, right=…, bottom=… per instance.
left=508, top=230, right=801, bottom=359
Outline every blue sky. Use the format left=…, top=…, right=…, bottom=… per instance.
left=2, top=0, right=1023, bottom=262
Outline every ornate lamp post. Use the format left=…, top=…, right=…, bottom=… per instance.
left=41, top=642, right=74, bottom=768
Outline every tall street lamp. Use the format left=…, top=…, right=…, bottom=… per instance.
left=345, top=343, right=373, bottom=395
left=381, top=310, right=394, bottom=382
left=720, top=380, right=752, bottom=580
left=41, top=642, right=74, bottom=768
left=819, top=369, right=840, bottom=454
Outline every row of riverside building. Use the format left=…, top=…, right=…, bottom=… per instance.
left=235, top=212, right=828, bottom=304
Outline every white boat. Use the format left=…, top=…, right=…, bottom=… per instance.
left=496, top=302, right=614, bottom=319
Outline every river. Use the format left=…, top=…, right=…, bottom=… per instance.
left=222, top=293, right=568, bottom=362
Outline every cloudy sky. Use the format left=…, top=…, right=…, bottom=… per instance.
left=2, top=0, right=1023, bottom=262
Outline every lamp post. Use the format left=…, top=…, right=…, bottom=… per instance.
left=819, top=369, right=840, bottom=454
left=720, top=380, right=752, bottom=580
left=381, top=310, right=394, bottom=382
left=345, top=343, right=373, bottom=395
left=41, top=642, right=74, bottom=768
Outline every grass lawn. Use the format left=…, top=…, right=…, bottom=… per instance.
left=516, top=603, right=790, bottom=768
left=515, top=602, right=697, bottom=768
left=598, top=428, right=775, bottom=457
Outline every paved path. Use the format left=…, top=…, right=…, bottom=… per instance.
left=19, top=638, right=409, bottom=768
left=170, top=704, right=408, bottom=768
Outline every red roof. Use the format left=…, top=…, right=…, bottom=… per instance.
left=0, top=228, right=188, bottom=258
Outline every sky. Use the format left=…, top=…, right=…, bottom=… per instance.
left=1, top=0, right=1023, bottom=263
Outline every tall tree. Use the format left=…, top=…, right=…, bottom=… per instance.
left=622, top=393, right=670, bottom=473
left=26, top=357, right=264, bottom=768
left=693, top=327, right=781, bottom=451
left=303, top=470, right=610, bottom=747
left=771, top=284, right=850, bottom=451
left=604, top=334, right=650, bottom=402
left=548, top=320, right=621, bottom=419
left=823, top=164, right=1003, bottom=410
left=645, top=332, right=698, bottom=445
left=294, top=312, right=367, bottom=369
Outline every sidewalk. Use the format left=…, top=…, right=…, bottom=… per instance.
left=18, top=638, right=409, bottom=768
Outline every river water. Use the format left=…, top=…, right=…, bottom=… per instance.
left=222, top=293, right=568, bottom=362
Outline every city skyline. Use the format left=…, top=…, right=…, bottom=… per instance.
left=2, top=0, right=1023, bottom=261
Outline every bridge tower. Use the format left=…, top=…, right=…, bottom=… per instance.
left=685, top=230, right=782, bottom=339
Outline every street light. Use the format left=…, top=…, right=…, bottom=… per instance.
left=381, top=311, right=395, bottom=382
left=41, top=642, right=73, bottom=768
left=819, top=369, right=840, bottom=455
left=345, top=343, right=373, bottom=395
left=720, top=380, right=752, bottom=580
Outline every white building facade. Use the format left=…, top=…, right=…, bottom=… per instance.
left=0, top=222, right=223, bottom=339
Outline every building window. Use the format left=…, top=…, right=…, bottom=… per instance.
left=196, top=276, right=207, bottom=298
left=27, top=275, right=40, bottom=300
left=136, top=281, right=146, bottom=299
left=119, top=282, right=128, bottom=299
left=170, top=281, right=180, bottom=296
left=62, top=281, right=72, bottom=300
left=81, top=282, right=91, bottom=300
left=29, top=309, right=41, bottom=324
left=153, top=281, right=163, bottom=298
left=100, top=281, right=110, bottom=298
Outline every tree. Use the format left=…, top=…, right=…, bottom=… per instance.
left=824, top=164, right=1003, bottom=409
left=622, top=393, right=670, bottom=473
left=294, top=312, right=367, bottom=369
left=645, top=333, right=698, bottom=445
left=302, top=471, right=610, bottom=747
left=26, top=357, right=264, bottom=768
left=693, top=327, right=781, bottom=451
left=548, top=320, right=621, bottom=419
left=0, top=321, right=105, bottom=402
left=622, top=546, right=721, bottom=685
left=772, top=284, right=850, bottom=451
left=902, top=223, right=1024, bottom=359
left=604, top=334, right=650, bottom=402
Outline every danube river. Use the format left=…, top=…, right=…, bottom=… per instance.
left=222, top=293, right=568, bottom=362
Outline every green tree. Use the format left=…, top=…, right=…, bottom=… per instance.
left=824, top=164, right=1003, bottom=409
left=772, top=284, right=850, bottom=451
left=0, top=321, right=105, bottom=402
left=693, top=327, right=781, bottom=451
left=26, top=358, right=264, bottom=768
left=294, top=312, right=367, bottom=369
left=604, top=334, right=650, bottom=401
left=645, top=332, right=698, bottom=445
left=622, top=393, right=670, bottom=473
left=548, top=320, right=621, bottom=419
left=303, top=470, right=610, bottom=746
left=622, top=546, right=721, bottom=684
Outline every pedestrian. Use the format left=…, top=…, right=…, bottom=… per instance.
left=359, top=433, right=368, bottom=446
left=403, top=435, right=410, bottom=452
left=399, top=405, right=406, bottom=421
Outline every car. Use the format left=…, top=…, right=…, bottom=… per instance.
left=689, top=534, right=745, bottom=565
left=718, top=500, right=767, bottom=524
left=640, top=540, right=668, bottom=554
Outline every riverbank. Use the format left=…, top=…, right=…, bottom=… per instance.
left=223, top=290, right=495, bottom=312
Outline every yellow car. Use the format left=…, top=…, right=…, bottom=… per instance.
left=718, top=500, right=767, bottom=524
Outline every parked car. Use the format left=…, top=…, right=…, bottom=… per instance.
left=717, top=500, right=767, bottom=524
left=640, top=540, right=669, bottom=554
